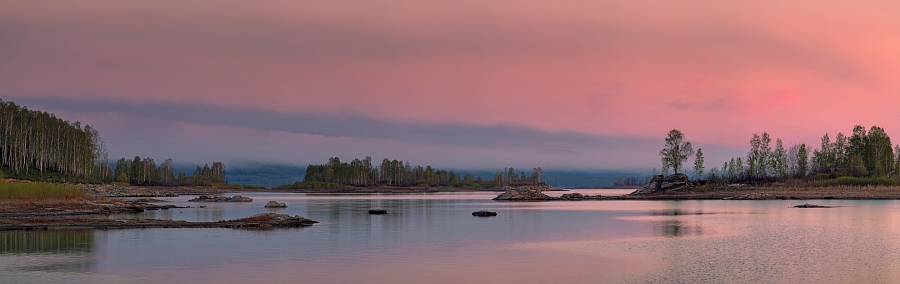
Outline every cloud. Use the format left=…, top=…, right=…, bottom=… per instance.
left=8, top=96, right=746, bottom=169
left=12, top=96, right=655, bottom=150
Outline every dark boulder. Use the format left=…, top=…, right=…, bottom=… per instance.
left=368, top=209, right=387, bottom=214
left=794, top=203, right=832, bottom=208
left=472, top=210, right=497, bottom=217
left=631, top=174, right=692, bottom=195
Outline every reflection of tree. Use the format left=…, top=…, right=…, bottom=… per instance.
left=659, top=220, right=684, bottom=237
left=0, top=230, right=95, bottom=253
left=655, top=220, right=703, bottom=237
left=0, top=230, right=98, bottom=272
left=307, top=197, right=458, bottom=240
left=650, top=209, right=704, bottom=216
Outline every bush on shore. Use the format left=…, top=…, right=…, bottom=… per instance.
left=809, top=176, right=899, bottom=187
left=275, top=181, right=353, bottom=190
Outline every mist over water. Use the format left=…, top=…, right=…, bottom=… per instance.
left=3, top=191, right=900, bottom=283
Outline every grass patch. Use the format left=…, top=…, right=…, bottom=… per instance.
left=809, top=176, right=900, bottom=187
left=275, top=181, right=353, bottom=190
left=211, top=183, right=266, bottom=190
left=0, top=180, right=88, bottom=199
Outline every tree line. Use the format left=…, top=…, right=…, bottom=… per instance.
left=112, top=157, right=226, bottom=186
left=302, top=156, right=543, bottom=188
left=0, top=98, right=229, bottom=185
left=0, top=99, right=109, bottom=181
left=662, top=125, right=900, bottom=185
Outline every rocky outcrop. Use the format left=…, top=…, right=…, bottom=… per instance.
left=631, top=174, right=693, bottom=195
left=794, top=203, right=832, bottom=208
left=231, top=213, right=317, bottom=228
left=264, top=201, right=287, bottom=208
left=187, top=195, right=253, bottom=202
left=472, top=210, right=497, bottom=217
left=0, top=213, right=318, bottom=231
left=559, top=193, right=604, bottom=200
left=493, top=185, right=559, bottom=201
left=79, top=184, right=178, bottom=197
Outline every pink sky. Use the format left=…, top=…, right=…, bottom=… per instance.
left=2, top=1, right=899, bottom=169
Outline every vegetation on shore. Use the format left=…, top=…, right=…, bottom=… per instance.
left=209, top=182, right=266, bottom=190
left=275, top=181, right=353, bottom=190
left=0, top=99, right=107, bottom=181
left=658, top=125, right=900, bottom=188
left=0, top=98, right=245, bottom=187
left=279, top=156, right=545, bottom=189
left=0, top=174, right=87, bottom=200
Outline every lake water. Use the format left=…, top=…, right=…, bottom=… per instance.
left=4, top=189, right=900, bottom=283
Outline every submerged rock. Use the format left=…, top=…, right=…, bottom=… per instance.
left=264, top=201, right=287, bottom=208
left=188, top=195, right=253, bottom=202
left=368, top=209, right=387, bottom=214
left=472, top=210, right=497, bottom=217
left=794, top=203, right=832, bottom=208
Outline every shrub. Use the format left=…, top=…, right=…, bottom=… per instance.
left=809, top=176, right=899, bottom=187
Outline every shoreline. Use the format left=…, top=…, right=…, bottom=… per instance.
left=0, top=196, right=317, bottom=231
left=0, top=214, right=317, bottom=231
left=81, top=183, right=900, bottom=200
left=604, top=185, right=900, bottom=200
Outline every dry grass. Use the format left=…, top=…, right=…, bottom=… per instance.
left=0, top=180, right=89, bottom=200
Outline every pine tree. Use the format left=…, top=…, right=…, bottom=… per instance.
left=693, top=148, right=705, bottom=180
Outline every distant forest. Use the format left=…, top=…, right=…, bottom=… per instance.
left=0, top=98, right=226, bottom=185
left=292, top=156, right=544, bottom=188
left=111, top=157, right=225, bottom=186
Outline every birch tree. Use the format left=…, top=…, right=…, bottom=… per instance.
left=659, top=129, right=694, bottom=175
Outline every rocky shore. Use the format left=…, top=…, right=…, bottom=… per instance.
left=0, top=187, right=317, bottom=231
left=188, top=195, right=253, bottom=202
left=78, top=184, right=231, bottom=197
left=492, top=184, right=602, bottom=201
left=0, top=213, right=318, bottom=231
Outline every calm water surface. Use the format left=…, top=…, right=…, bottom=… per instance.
left=4, top=189, right=900, bottom=283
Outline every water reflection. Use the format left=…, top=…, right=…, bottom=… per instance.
left=0, top=230, right=100, bottom=273
left=265, top=207, right=286, bottom=213
left=648, top=209, right=710, bottom=216
left=654, top=220, right=703, bottom=237
left=0, top=230, right=95, bottom=254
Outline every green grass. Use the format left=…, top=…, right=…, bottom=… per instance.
left=0, top=180, right=87, bottom=199
left=274, top=181, right=353, bottom=190
left=809, top=176, right=900, bottom=187
left=0, top=166, right=100, bottom=184
left=211, top=183, right=266, bottom=190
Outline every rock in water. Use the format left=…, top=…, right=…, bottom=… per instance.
left=560, top=193, right=584, bottom=199
left=492, top=184, right=559, bottom=201
left=188, top=195, right=253, bottom=202
left=631, top=174, right=692, bottom=195
left=794, top=203, right=832, bottom=208
left=472, top=210, right=497, bottom=217
left=264, top=201, right=287, bottom=208
left=368, top=209, right=387, bottom=214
